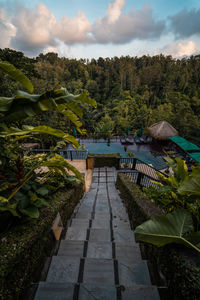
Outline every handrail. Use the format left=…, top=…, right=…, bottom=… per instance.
left=118, top=170, right=160, bottom=189
left=119, top=157, right=168, bottom=179
left=29, top=149, right=88, bottom=160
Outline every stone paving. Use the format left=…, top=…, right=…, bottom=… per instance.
left=34, top=167, right=160, bottom=300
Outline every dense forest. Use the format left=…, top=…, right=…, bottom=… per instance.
left=0, top=48, right=200, bottom=145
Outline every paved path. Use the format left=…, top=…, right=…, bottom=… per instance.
left=34, top=167, right=160, bottom=300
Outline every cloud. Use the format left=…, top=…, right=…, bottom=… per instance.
left=92, top=3, right=165, bottom=44
left=0, top=8, right=16, bottom=48
left=170, top=8, right=200, bottom=38
left=11, top=3, right=57, bottom=54
left=10, top=3, right=91, bottom=54
left=157, top=40, right=198, bottom=58
left=0, top=0, right=166, bottom=55
left=53, top=11, right=91, bottom=44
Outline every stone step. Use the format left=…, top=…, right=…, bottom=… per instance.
left=82, top=258, right=115, bottom=285
left=118, top=259, right=151, bottom=286
left=58, top=240, right=141, bottom=261
left=78, top=283, right=117, bottom=300
left=113, top=229, right=136, bottom=243
left=121, top=285, right=160, bottom=300
left=69, top=217, right=131, bottom=230
left=46, top=257, right=151, bottom=287
left=58, top=240, right=85, bottom=257
left=34, top=282, right=75, bottom=300
left=46, top=256, right=80, bottom=283
left=34, top=282, right=160, bottom=300
left=65, top=226, right=136, bottom=243
left=65, top=227, right=88, bottom=241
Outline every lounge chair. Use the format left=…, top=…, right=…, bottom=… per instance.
left=120, top=136, right=126, bottom=144
left=134, top=136, right=142, bottom=144
left=125, top=135, right=134, bottom=144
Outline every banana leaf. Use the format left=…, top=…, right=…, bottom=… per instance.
left=0, top=60, right=33, bottom=93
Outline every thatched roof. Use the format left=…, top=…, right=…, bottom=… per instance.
left=148, top=121, right=178, bottom=140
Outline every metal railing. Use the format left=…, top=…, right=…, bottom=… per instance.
left=78, top=136, right=121, bottom=143
left=29, top=149, right=88, bottom=160
left=118, top=170, right=160, bottom=189
left=119, top=157, right=168, bottom=180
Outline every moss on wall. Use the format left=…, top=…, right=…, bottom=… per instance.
left=0, top=183, right=83, bottom=300
left=116, top=173, right=200, bottom=300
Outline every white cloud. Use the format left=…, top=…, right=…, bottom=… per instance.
left=106, top=0, right=125, bottom=24
left=0, top=8, right=16, bottom=48
left=11, top=3, right=57, bottom=54
left=53, top=11, right=91, bottom=44
left=10, top=3, right=91, bottom=54
left=92, top=4, right=165, bottom=44
left=158, top=40, right=198, bottom=58
left=0, top=0, right=166, bottom=55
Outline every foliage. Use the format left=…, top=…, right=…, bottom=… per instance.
left=1, top=49, right=200, bottom=141
left=138, top=158, right=200, bottom=252
left=135, top=209, right=200, bottom=253
left=0, top=60, right=95, bottom=223
left=0, top=60, right=33, bottom=93
left=145, top=157, right=200, bottom=228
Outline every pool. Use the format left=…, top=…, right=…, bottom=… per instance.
left=79, top=142, right=167, bottom=170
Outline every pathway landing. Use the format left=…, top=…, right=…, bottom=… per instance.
left=34, top=167, right=160, bottom=300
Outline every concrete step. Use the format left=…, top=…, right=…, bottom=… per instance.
left=34, top=282, right=75, bottom=300
left=78, top=283, right=117, bottom=300
left=58, top=240, right=141, bottom=260
left=46, top=256, right=151, bottom=286
left=34, top=282, right=159, bottom=300
left=113, top=229, right=136, bottom=243
left=65, top=227, right=88, bottom=241
left=83, top=258, right=115, bottom=285
left=46, top=256, right=80, bottom=283
left=89, top=228, right=111, bottom=242
left=118, top=259, right=151, bottom=286
left=121, top=285, right=160, bottom=300
left=58, top=240, right=85, bottom=257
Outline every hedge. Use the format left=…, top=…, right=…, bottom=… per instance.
left=88, top=154, right=120, bottom=169
left=116, top=173, right=200, bottom=300
left=0, top=182, right=83, bottom=300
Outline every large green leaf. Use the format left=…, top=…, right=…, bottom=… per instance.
left=19, top=206, right=39, bottom=218
left=174, top=157, right=188, bottom=182
left=0, top=125, right=79, bottom=148
left=42, top=154, right=84, bottom=184
left=178, top=165, right=200, bottom=196
left=0, top=60, right=33, bottom=93
left=134, top=209, right=200, bottom=252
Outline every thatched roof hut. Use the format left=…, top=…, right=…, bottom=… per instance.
left=148, top=121, right=178, bottom=140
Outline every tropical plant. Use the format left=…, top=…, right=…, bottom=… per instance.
left=149, top=157, right=200, bottom=226
left=135, top=209, right=200, bottom=253
left=0, top=60, right=96, bottom=223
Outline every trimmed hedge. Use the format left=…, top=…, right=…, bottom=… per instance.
left=0, top=183, right=83, bottom=300
left=116, top=173, right=200, bottom=300
left=88, top=154, right=120, bottom=169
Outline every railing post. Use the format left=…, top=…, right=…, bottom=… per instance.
left=132, top=158, right=136, bottom=170
left=70, top=150, right=73, bottom=161
left=136, top=172, right=143, bottom=186
left=86, top=158, right=88, bottom=170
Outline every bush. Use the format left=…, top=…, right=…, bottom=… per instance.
left=116, top=173, right=200, bottom=300
left=0, top=183, right=83, bottom=300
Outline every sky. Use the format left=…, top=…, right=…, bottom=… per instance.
left=0, top=0, right=200, bottom=59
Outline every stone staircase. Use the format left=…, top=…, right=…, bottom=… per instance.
left=34, top=167, right=160, bottom=300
